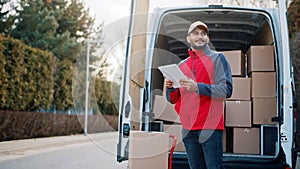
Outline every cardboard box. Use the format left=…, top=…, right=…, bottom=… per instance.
left=130, top=81, right=142, bottom=125
left=253, top=24, right=273, bottom=45
left=163, top=124, right=186, bottom=152
left=222, top=50, right=245, bottom=76
left=130, top=59, right=145, bottom=86
left=225, top=101, right=252, bottom=127
left=247, top=45, right=275, bottom=73
left=129, top=131, right=169, bottom=169
left=152, top=95, right=181, bottom=123
left=233, top=128, right=260, bottom=154
left=251, top=72, right=276, bottom=98
left=228, top=77, right=251, bottom=101
left=253, top=98, right=277, bottom=125
left=164, top=125, right=227, bottom=152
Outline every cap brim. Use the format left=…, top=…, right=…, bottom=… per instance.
left=188, top=21, right=209, bottom=34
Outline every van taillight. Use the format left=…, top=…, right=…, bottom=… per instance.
left=293, top=104, right=297, bottom=134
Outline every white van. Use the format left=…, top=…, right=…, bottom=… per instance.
left=117, top=1, right=297, bottom=168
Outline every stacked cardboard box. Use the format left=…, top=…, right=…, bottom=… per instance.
left=152, top=46, right=277, bottom=155
left=225, top=77, right=252, bottom=128
left=223, top=46, right=277, bottom=154
left=225, top=100, right=251, bottom=127
left=223, top=50, right=245, bottom=76
left=251, top=72, right=277, bottom=125
left=225, top=77, right=258, bottom=153
left=227, top=77, right=251, bottom=101
left=247, top=45, right=277, bottom=154
left=223, top=51, right=252, bottom=128
left=163, top=124, right=185, bottom=152
left=223, top=50, right=254, bottom=153
left=248, top=45, right=277, bottom=125
left=247, top=45, right=275, bottom=73
left=233, top=128, right=260, bottom=154
left=129, top=131, right=169, bottom=169
left=252, top=98, right=276, bottom=125
left=152, top=95, right=181, bottom=123
left=236, top=45, right=276, bottom=154
left=152, top=94, right=183, bottom=153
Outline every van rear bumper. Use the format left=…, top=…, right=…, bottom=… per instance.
left=170, top=151, right=287, bottom=169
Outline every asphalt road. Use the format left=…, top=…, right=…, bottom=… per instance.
left=2, top=132, right=300, bottom=169
left=0, top=132, right=128, bottom=169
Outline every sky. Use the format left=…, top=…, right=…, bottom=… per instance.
left=83, top=0, right=131, bottom=26
left=81, top=0, right=132, bottom=82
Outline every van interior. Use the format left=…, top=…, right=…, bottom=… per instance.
left=150, top=8, right=279, bottom=158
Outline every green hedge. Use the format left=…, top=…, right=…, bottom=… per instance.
left=0, top=110, right=118, bottom=141
left=0, top=35, right=54, bottom=111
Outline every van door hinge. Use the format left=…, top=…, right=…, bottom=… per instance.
left=271, top=116, right=283, bottom=124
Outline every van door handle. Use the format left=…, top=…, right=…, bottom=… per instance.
left=124, top=101, right=131, bottom=118
left=144, top=80, right=149, bottom=103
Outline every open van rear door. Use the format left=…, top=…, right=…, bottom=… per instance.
left=117, top=0, right=149, bottom=162
left=278, top=0, right=294, bottom=167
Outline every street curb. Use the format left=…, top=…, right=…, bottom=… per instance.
left=0, top=132, right=118, bottom=156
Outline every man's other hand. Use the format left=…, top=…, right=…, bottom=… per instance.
left=165, top=79, right=174, bottom=88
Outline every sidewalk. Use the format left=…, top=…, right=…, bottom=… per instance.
left=0, top=132, right=118, bottom=159
left=2, top=133, right=300, bottom=169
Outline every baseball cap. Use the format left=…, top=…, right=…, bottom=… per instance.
left=187, top=21, right=209, bottom=34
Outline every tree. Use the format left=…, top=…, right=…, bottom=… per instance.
left=72, top=42, right=103, bottom=115
left=288, top=0, right=300, bottom=146
left=10, top=0, right=95, bottom=110
left=57, top=0, right=93, bottom=41
left=0, top=35, right=54, bottom=111
left=0, top=0, right=16, bottom=35
left=95, top=78, right=119, bottom=116
left=72, top=22, right=121, bottom=116
left=288, top=0, right=300, bottom=35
